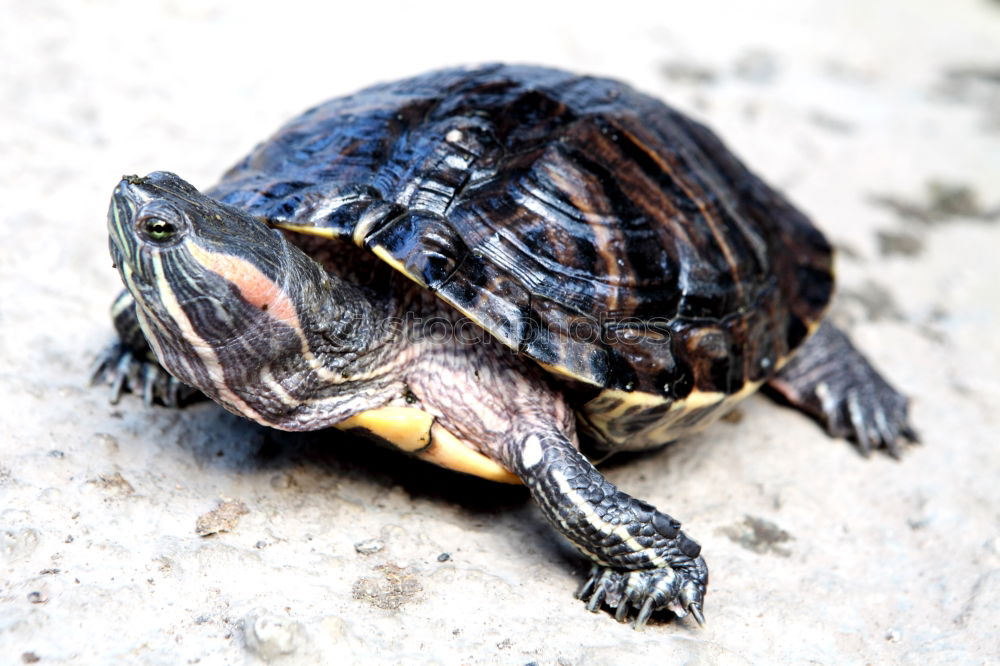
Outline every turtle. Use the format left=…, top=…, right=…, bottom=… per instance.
left=93, top=64, right=916, bottom=629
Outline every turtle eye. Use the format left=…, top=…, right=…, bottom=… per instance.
left=141, top=217, right=177, bottom=242
left=136, top=205, right=186, bottom=245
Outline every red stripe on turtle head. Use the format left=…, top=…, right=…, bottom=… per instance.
left=188, top=244, right=299, bottom=323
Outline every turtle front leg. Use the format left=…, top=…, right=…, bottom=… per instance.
left=91, top=290, right=200, bottom=407
left=766, top=321, right=918, bottom=456
left=504, top=430, right=708, bottom=628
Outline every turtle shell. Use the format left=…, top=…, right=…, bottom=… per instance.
left=208, top=64, right=833, bottom=450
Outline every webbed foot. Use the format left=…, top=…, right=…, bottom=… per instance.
left=90, top=340, right=194, bottom=407
left=577, top=557, right=708, bottom=629
left=92, top=290, right=200, bottom=407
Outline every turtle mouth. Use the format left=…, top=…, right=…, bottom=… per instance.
left=107, top=180, right=137, bottom=243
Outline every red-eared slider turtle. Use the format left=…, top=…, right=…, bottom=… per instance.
left=94, top=64, right=916, bottom=628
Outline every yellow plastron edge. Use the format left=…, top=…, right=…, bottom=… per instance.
left=337, top=406, right=521, bottom=485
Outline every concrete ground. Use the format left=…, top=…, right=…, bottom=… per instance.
left=2, top=1, right=999, bottom=663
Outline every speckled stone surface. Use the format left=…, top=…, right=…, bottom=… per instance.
left=2, top=1, right=999, bottom=664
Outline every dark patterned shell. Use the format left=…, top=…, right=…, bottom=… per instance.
left=209, top=64, right=832, bottom=406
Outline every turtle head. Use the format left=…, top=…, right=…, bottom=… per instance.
left=106, top=171, right=325, bottom=414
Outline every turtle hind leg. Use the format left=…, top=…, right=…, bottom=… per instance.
left=504, top=428, right=708, bottom=628
left=91, top=290, right=201, bottom=407
left=765, top=320, right=918, bottom=457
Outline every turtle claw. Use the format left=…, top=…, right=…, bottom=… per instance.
left=90, top=342, right=132, bottom=403
left=577, top=557, right=708, bottom=629
left=901, top=423, right=920, bottom=445
left=614, top=601, right=630, bottom=623
left=91, top=340, right=195, bottom=408
left=585, top=572, right=609, bottom=612
left=634, top=597, right=655, bottom=630
left=834, top=382, right=915, bottom=458
left=688, top=602, right=706, bottom=627
left=575, top=572, right=595, bottom=600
